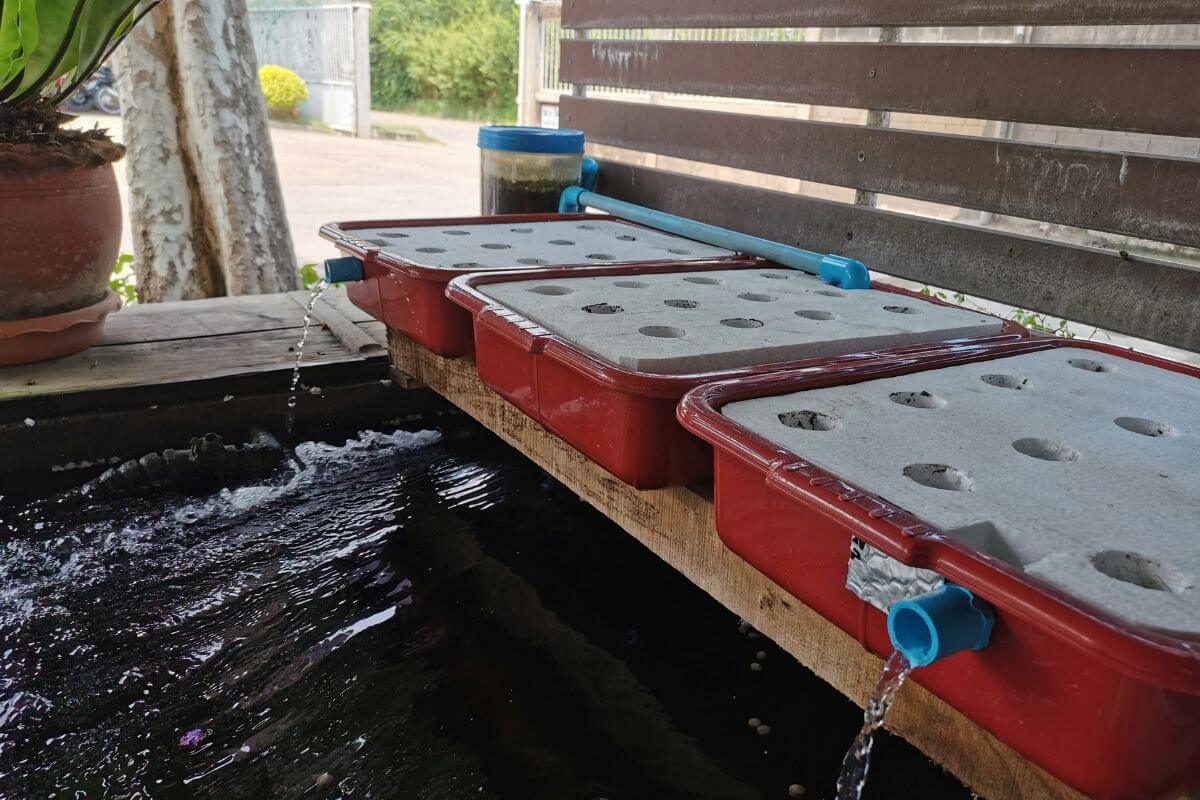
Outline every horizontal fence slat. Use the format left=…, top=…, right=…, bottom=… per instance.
left=563, top=0, right=1200, bottom=28
left=563, top=97, right=1200, bottom=249
left=593, top=160, right=1200, bottom=351
left=560, top=40, right=1200, bottom=137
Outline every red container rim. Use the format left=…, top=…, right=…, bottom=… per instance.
left=320, top=213, right=749, bottom=282
left=676, top=337, right=1200, bottom=695
left=445, top=264, right=1027, bottom=399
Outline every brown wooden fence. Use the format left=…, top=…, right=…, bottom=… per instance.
left=558, top=2, right=1200, bottom=352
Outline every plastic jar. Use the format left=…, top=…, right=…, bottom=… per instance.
left=478, top=126, right=585, bottom=215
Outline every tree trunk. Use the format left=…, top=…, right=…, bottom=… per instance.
left=115, top=0, right=298, bottom=302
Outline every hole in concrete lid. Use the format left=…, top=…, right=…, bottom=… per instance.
left=685, top=276, right=722, bottom=285
left=527, top=285, right=573, bottom=296
left=778, top=410, right=841, bottom=431
left=982, top=374, right=1029, bottom=390
left=739, top=292, right=777, bottom=302
left=368, top=238, right=392, bottom=247
left=615, top=234, right=638, bottom=241
left=453, top=262, right=483, bottom=268
left=443, top=230, right=470, bottom=236
left=761, top=272, right=788, bottom=279
left=889, top=391, right=948, bottom=410
left=1068, top=358, right=1115, bottom=373
left=903, top=464, right=975, bottom=492
left=669, top=248, right=693, bottom=255
left=1091, top=550, right=1192, bottom=593
left=577, top=223, right=599, bottom=230
left=549, top=239, right=576, bottom=245
left=416, top=247, right=446, bottom=253
left=884, top=305, right=919, bottom=314
left=614, top=280, right=648, bottom=288
left=816, top=289, right=845, bottom=298
left=517, top=257, right=549, bottom=266
left=665, top=299, right=699, bottom=309
left=510, top=227, right=533, bottom=233
left=946, top=521, right=1047, bottom=570
left=639, top=325, right=686, bottom=338
left=382, top=232, right=409, bottom=238
left=721, top=318, right=764, bottom=329
left=1012, top=437, right=1080, bottom=462
left=796, top=310, right=836, bottom=321
left=1115, top=417, right=1177, bottom=437
left=587, top=253, right=615, bottom=260
left=582, top=303, right=623, bottom=315
left=481, top=243, right=511, bottom=250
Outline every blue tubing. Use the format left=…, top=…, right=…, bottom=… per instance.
left=887, top=585, right=995, bottom=668
left=558, top=187, right=870, bottom=289
left=324, top=256, right=364, bottom=284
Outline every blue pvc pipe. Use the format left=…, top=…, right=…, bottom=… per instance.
left=559, top=186, right=870, bottom=290
left=887, top=585, right=995, bottom=668
left=324, top=256, right=364, bottom=284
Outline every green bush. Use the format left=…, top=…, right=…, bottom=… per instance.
left=370, top=0, right=517, bottom=119
left=260, top=64, right=309, bottom=119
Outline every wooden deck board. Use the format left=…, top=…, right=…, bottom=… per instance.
left=388, top=331, right=1089, bottom=800
left=0, top=290, right=395, bottom=474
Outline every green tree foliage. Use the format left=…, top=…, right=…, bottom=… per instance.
left=370, top=0, right=517, bottom=119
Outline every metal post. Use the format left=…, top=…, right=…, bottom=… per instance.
left=351, top=1, right=373, bottom=138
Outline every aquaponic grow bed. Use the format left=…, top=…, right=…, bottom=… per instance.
left=446, top=264, right=1022, bottom=489
left=677, top=337, right=1200, bottom=800
left=319, top=214, right=744, bottom=356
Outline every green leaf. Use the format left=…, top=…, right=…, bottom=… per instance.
left=0, top=0, right=39, bottom=92
left=11, top=0, right=87, bottom=98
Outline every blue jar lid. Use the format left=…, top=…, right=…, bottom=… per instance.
left=478, top=126, right=585, bottom=154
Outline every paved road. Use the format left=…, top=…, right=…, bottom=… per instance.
left=70, top=111, right=482, bottom=267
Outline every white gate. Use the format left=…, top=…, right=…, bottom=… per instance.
left=248, top=1, right=372, bottom=137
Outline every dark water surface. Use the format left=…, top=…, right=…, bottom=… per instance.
left=0, top=420, right=968, bottom=799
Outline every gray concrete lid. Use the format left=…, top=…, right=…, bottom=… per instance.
left=351, top=219, right=735, bottom=270
left=722, top=348, right=1200, bottom=637
left=481, top=267, right=1003, bottom=375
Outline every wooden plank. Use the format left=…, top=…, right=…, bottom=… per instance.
left=98, top=294, right=306, bottom=345
left=564, top=96, right=1200, bottom=249
left=560, top=40, right=1200, bottom=137
left=563, top=0, right=1200, bottom=28
left=0, top=327, right=359, bottom=403
left=386, top=331, right=1087, bottom=800
left=287, top=290, right=388, bottom=357
left=592, top=160, right=1200, bottom=352
left=97, top=289, right=376, bottom=346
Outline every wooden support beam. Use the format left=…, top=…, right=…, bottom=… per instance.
left=387, top=331, right=1088, bottom=800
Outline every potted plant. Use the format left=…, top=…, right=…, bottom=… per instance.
left=0, top=0, right=160, bottom=366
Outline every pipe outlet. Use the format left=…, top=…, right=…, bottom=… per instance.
left=324, top=256, right=364, bottom=284
left=887, top=585, right=995, bottom=668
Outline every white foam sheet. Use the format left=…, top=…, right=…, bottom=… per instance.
left=351, top=219, right=735, bottom=270
left=480, top=268, right=1003, bottom=375
left=722, top=348, right=1200, bottom=637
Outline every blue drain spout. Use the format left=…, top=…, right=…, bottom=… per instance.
left=558, top=186, right=870, bottom=289
left=324, top=256, right=364, bottom=284
left=887, top=585, right=995, bottom=668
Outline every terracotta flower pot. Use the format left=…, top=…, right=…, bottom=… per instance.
left=0, top=157, right=123, bottom=365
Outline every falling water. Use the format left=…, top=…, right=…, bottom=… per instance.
left=286, top=280, right=329, bottom=433
left=834, top=650, right=914, bottom=800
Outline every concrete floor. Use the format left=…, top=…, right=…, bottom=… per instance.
left=70, top=110, right=481, bottom=267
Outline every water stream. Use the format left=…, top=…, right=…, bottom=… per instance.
left=833, top=650, right=914, bottom=800
left=285, top=280, right=330, bottom=434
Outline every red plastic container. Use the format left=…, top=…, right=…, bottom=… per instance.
left=320, top=213, right=747, bottom=357
left=447, top=264, right=1025, bottom=489
left=677, top=338, right=1200, bottom=800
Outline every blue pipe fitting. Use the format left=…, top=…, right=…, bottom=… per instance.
left=887, top=585, right=995, bottom=668
left=324, top=256, right=364, bottom=284
left=556, top=187, right=871, bottom=289
left=818, top=254, right=871, bottom=290
left=581, top=157, right=600, bottom=192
